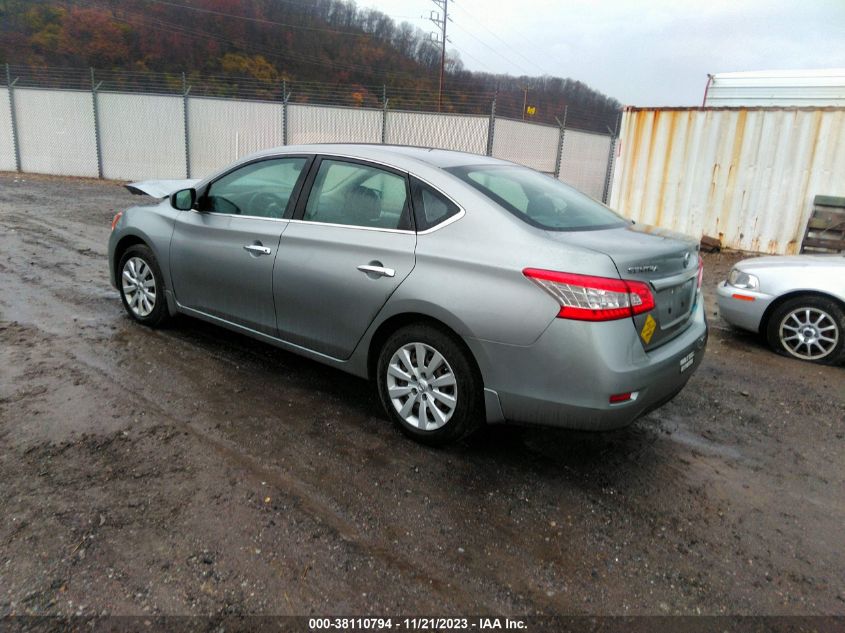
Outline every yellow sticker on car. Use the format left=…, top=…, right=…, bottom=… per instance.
left=640, top=314, right=657, bottom=344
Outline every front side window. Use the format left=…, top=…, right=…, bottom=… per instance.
left=447, top=164, right=626, bottom=231
left=303, top=159, right=411, bottom=230
left=203, top=157, right=307, bottom=218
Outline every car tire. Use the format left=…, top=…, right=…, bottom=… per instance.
left=765, top=295, right=845, bottom=365
left=118, top=244, right=170, bottom=328
left=376, top=324, right=484, bottom=446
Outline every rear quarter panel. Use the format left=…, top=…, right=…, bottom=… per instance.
left=374, top=182, right=621, bottom=347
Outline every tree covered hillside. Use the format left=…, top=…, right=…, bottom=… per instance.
left=0, top=0, right=621, bottom=130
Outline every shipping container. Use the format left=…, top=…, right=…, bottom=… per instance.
left=704, top=69, right=845, bottom=107
left=609, top=106, right=845, bottom=254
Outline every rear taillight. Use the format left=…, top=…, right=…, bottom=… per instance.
left=696, top=255, right=704, bottom=289
left=111, top=211, right=123, bottom=231
left=523, top=268, right=655, bottom=322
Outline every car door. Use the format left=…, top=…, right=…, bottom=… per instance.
left=169, top=156, right=311, bottom=336
left=273, top=157, right=417, bottom=359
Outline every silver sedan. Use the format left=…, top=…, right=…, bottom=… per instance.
left=109, top=144, right=708, bottom=444
left=717, top=254, right=845, bottom=364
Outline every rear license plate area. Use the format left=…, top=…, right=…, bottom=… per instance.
left=658, top=279, right=695, bottom=328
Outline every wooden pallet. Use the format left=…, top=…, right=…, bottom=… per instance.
left=801, top=195, right=845, bottom=254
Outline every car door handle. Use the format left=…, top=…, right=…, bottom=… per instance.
left=357, top=264, right=395, bottom=278
left=243, top=244, right=272, bottom=255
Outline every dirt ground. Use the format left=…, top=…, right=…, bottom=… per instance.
left=1, top=172, right=843, bottom=618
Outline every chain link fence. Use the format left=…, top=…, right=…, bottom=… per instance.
left=188, top=97, right=284, bottom=179
left=385, top=111, right=489, bottom=155
left=287, top=104, right=382, bottom=145
left=491, top=117, right=560, bottom=175
left=2, top=64, right=619, bottom=201
left=14, top=87, right=98, bottom=177
left=559, top=129, right=615, bottom=201
left=100, top=92, right=186, bottom=180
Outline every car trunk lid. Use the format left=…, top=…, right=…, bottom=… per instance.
left=546, top=223, right=701, bottom=350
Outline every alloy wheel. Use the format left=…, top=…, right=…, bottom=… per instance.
left=121, top=256, right=157, bottom=318
left=779, top=307, right=839, bottom=360
left=386, top=342, right=458, bottom=431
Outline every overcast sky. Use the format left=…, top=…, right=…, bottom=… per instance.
left=365, top=0, right=845, bottom=105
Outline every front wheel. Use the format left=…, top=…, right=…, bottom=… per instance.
left=118, top=244, right=170, bottom=327
left=376, top=324, right=483, bottom=446
left=766, top=295, right=844, bottom=365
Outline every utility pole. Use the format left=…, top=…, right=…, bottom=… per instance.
left=429, top=0, right=449, bottom=112
left=521, top=85, right=529, bottom=121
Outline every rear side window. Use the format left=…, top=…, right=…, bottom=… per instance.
left=446, top=164, right=625, bottom=231
left=303, top=159, right=411, bottom=230
left=411, top=179, right=460, bottom=231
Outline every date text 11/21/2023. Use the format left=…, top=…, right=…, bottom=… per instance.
left=308, top=617, right=528, bottom=630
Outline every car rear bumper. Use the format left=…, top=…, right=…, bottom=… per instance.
left=467, top=300, right=708, bottom=430
left=715, top=281, right=773, bottom=333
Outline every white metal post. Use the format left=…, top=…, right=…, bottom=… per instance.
left=182, top=72, right=191, bottom=178
left=486, top=95, right=496, bottom=157
left=91, top=68, right=104, bottom=179
left=553, top=106, right=568, bottom=179
left=6, top=64, right=21, bottom=173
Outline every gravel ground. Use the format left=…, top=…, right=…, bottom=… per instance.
left=0, top=172, right=843, bottom=618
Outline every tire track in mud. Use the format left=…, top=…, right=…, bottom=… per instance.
left=0, top=226, right=583, bottom=613
left=1, top=208, right=592, bottom=613
left=68, top=330, right=573, bottom=613
left=0, top=321, right=500, bottom=612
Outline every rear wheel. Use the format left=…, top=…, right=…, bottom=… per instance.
left=118, top=244, right=169, bottom=327
left=766, top=295, right=844, bottom=365
left=376, top=324, right=483, bottom=446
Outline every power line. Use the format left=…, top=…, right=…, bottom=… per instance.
left=451, top=1, right=555, bottom=77
left=86, top=0, right=576, bottom=94
left=428, top=0, right=449, bottom=112
left=70, top=0, right=616, bottom=120
left=448, top=21, right=535, bottom=77
left=76, top=5, right=501, bottom=101
left=448, top=42, right=499, bottom=75
left=141, top=0, right=372, bottom=39
left=102, top=10, right=430, bottom=82
left=84, top=0, right=497, bottom=90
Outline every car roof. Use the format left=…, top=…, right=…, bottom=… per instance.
left=251, top=143, right=507, bottom=171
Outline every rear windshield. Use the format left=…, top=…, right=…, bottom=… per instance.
left=446, top=164, right=626, bottom=231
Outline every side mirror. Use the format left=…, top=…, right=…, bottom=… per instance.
left=171, top=188, right=196, bottom=211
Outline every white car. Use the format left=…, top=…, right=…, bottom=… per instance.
left=717, top=254, right=845, bottom=364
